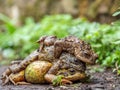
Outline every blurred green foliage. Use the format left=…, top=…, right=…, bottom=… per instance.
left=0, top=14, right=120, bottom=68
left=69, top=21, right=120, bottom=67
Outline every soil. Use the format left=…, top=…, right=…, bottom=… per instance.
left=0, top=65, right=120, bottom=90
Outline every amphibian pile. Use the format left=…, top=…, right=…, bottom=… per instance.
left=1, top=36, right=98, bottom=85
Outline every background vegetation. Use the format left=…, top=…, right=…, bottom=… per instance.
left=0, top=14, right=120, bottom=69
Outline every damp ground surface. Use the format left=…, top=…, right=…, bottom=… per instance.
left=0, top=66, right=120, bottom=90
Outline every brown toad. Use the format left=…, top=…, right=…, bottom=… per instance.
left=1, top=35, right=97, bottom=85
left=1, top=46, right=86, bottom=85
left=37, top=35, right=98, bottom=64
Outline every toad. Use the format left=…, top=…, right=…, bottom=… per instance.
left=1, top=35, right=97, bottom=85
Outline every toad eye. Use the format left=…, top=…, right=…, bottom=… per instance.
left=70, top=69, right=75, bottom=72
left=87, top=45, right=91, bottom=50
left=37, top=49, right=39, bottom=52
left=69, top=69, right=75, bottom=75
left=83, top=50, right=91, bottom=58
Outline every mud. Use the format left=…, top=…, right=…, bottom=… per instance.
left=0, top=66, right=120, bottom=90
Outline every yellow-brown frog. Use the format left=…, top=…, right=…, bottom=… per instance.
left=1, top=36, right=97, bottom=85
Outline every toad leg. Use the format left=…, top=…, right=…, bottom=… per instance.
left=1, top=68, right=12, bottom=85
left=36, top=36, right=47, bottom=51
left=1, top=62, right=23, bottom=85
left=9, top=50, right=39, bottom=73
left=54, top=40, right=63, bottom=58
left=65, top=72, right=86, bottom=81
left=9, top=70, right=30, bottom=85
left=15, top=82, right=31, bottom=85
left=1, top=75, right=10, bottom=85
left=9, top=76, right=30, bottom=85
left=75, top=48, right=94, bottom=64
left=44, top=60, right=72, bottom=85
left=10, top=60, right=22, bottom=65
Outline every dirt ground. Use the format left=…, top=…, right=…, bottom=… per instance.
left=0, top=66, right=120, bottom=90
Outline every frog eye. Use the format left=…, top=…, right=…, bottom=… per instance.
left=69, top=69, right=75, bottom=72
left=37, top=49, right=39, bottom=52
left=69, top=69, right=76, bottom=75
left=87, top=45, right=91, bottom=49
left=83, top=50, right=91, bottom=58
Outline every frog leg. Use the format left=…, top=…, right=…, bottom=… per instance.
left=1, top=68, right=12, bottom=85
left=36, top=36, right=47, bottom=44
left=9, top=76, right=17, bottom=85
left=10, top=60, right=22, bottom=65
left=44, top=60, right=60, bottom=83
left=74, top=48, right=94, bottom=64
left=1, top=62, right=21, bottom=85
left=39, top=42, right=44, bottom=52
left=15, top=82, right=31, bottom=85
left=9, top=70, right=30, bottom=85
left=44, top=60, right=72, bottom=85
left=61, top=79, right=72, bottom=85
left=9, top=50, right=39, bottom=73
left=54, top=40, right=63, bottom=58
left=36, top=36, right=47, bottom=51
left=45, top=72, right=72, bottom=85
left=65, top=72, right=86, bottom=81
left=9, top=76, right=30, bottom=85
left=1, top=75, right=10, bottom=85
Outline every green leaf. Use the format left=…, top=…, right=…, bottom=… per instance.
left=111, top=40, right=120, bottom=44
left=117, top=70, right=120, bottom=75
left=52, top=75, right=64, bottom=86
left=0, top=14, right=17, bottom=34
left=112, top=11, right=120, bottom=16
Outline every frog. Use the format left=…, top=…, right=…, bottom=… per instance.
left=37, top=35, right=98, bottom=64
left=1, top=35, right=97, bottom=85
left=44, top=52, right=87, bottom=85
left=1, top=61, right=30, bottom=85
left=1, top=52, right=86, bottom=85
left=54, top=36, right=98, bottom=64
